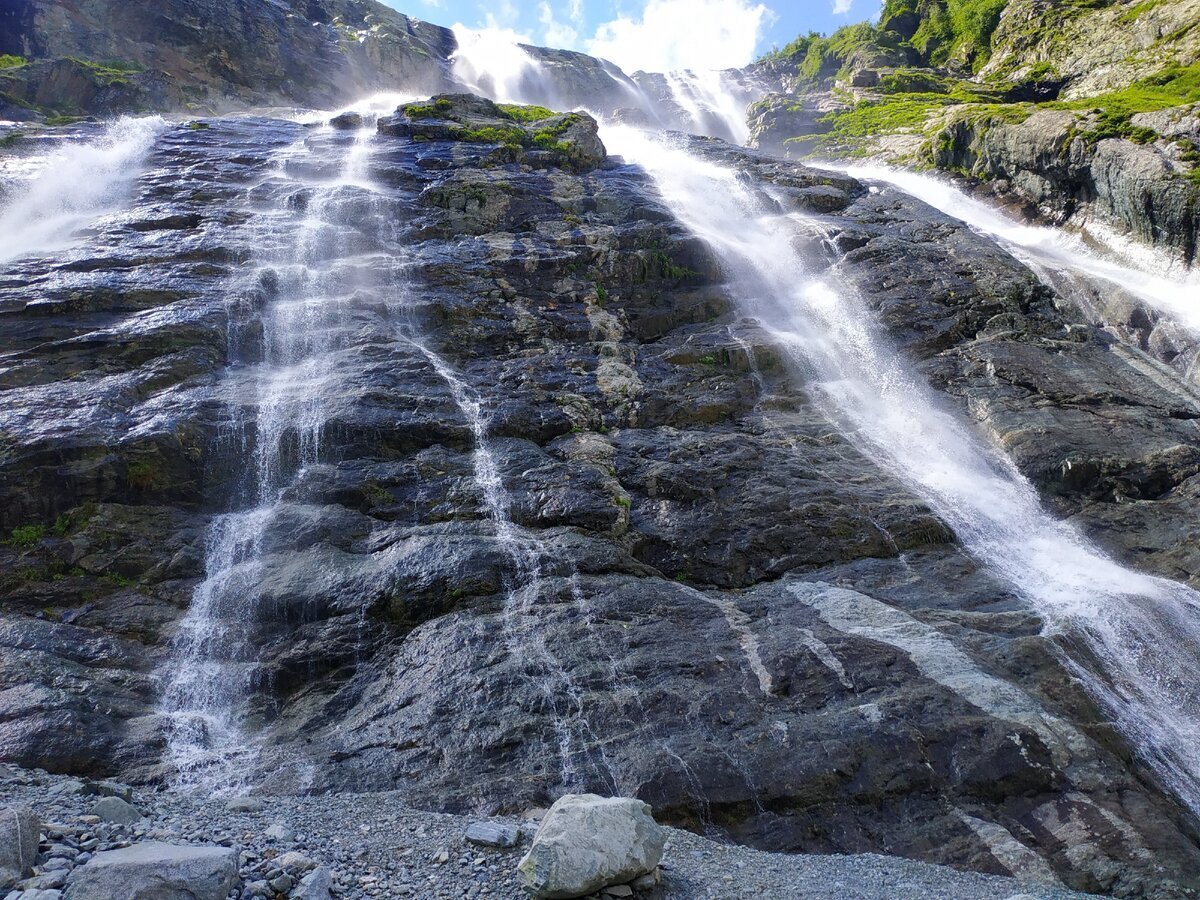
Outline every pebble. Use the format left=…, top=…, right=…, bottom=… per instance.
left=0, top=763, right=1096, bottom=900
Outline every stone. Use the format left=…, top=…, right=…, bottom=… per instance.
left=275, top=851, right=316, bottom=873
left=263, top=823, right=295, bottom=842
left=224, top=797, right=263, bottom=813
left=63, top=842, right=237, bottom=900
left=89, top=798, right=142, bottom=826
left=601, top=886, right=633, bottom=897
left=330, top=112, right=364, bottom=130
left=465, top=821, right=520, bottom=849
left=517, top=795, right=665, bottom=900
left=630, top=871, right=659, bottom=891
left=292, top=867, right=334, bottom=900
left=79, top=781, right=133, bottom=802
left=0, top=808, right=39, bottom=879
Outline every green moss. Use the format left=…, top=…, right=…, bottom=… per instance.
left=44, top=115, right=85, bottom=126
left=454, top=124, right=527, bottom=147
left=0, top=131, right=24, bottom=149
left=126, top=459, right=166, bottom=491
left=402, top=98, right=454, bottom=119
left=65, top=57, right=143, bottom=84
left=497, top=103, right=556, bottom=123
left=0, top=54, right=24, bottom=69
left=188, top=121, right=210, bottom=131
left=9, top=524, right=46, bottom=548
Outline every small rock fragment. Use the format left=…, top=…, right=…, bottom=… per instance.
left=465, top=821, right=520, bottom=848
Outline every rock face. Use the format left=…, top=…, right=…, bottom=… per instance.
left=933, top=107, right=1200, bottom=266
left=62, top=841, right=238, bottom=900
left=518, top=795, right=665, bottom=899
left=1, top=0, right=457, bottom=114
left=2, top=98, right=1200, bottom=898
left=0, top=807, right=40, bottom=880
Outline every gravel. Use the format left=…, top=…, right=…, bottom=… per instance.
left=0, top=764, right=1096, bottom=899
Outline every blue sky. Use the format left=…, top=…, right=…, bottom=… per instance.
left=382, top=1, right=875, bottom=72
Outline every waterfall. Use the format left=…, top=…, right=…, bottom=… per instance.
left=605, top=126, right=1200, bottom=815
left=160, top=122, right=394, bottom=789
left=0, top=117, right=166, bottom=265
left=841, top=165, right=1200, bottom=335
left=662, top=70, right=754, bottom=145
left=450, top=25, right=549, bottom=105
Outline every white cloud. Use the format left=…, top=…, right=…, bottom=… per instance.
left=832, top=0, right=853, bottom=13
left=539, top=1, right=580, bottom=48
left=586, top=0, right=777, bottom=73
left=481, top=0, right=520, bottom=30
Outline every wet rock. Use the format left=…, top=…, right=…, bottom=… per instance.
left=329, top=112, right=364, bottom=130
left=518, top=795, right=665, bottom=899
left=63, top=842, right=237, bottom=900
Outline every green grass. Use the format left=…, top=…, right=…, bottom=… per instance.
left=9, top=524, right=46, bottom=548
left=1043, top=63, right=1200, bottom=143
left=0, top=54, right=24, bottom=69
left=1118, top=0, right=1166, bottom=23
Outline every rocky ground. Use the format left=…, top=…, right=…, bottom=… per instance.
left=0, top=764, right=1095, bottom=900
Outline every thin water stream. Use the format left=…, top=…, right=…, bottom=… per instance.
left=605, top=125, right=1200, bottom=816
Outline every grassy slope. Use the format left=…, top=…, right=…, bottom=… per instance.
left=757, top=0, right=1200, bottom=179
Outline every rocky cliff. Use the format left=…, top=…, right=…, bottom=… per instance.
left=749, top=0, right=1200, bottom=266
left=2, top=92, right=1200, bottom=896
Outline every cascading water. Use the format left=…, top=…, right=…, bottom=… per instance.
left=606, top=126, right=1200, bottom=815
left=842, top=165, right=1200, bottom=334
left=450, top=25, right=550, bottom=105
left=662, top=70, right=754, bottom=145
left=0, top=117, right=166, bottom=265
left=160, top=122, right=394, bottom=788
left=413, top=343, right=615, bottom=794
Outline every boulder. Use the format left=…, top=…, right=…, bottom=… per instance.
left=63, top=842, right=237, bottom=900
left=292, top=866, right=334, bottom=900
left=517, top=795, right=665, bottom=899
left=330, top=112, right=364, bottom=129
left=90, top=797, right=142, bottom=825
left=224, top=796, right=263, bottom=813
left=0, top=807, right=40, bottom=879
left=466, top=820, right=520, bottom=848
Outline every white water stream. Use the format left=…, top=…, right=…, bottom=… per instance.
left=160, top=122, right=390, bottom=788
left=842, top=165, right=1200, bottom=334
left=605, top=126, right=1200, bottom=815
left=0, top=116, right=166, bottom=265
